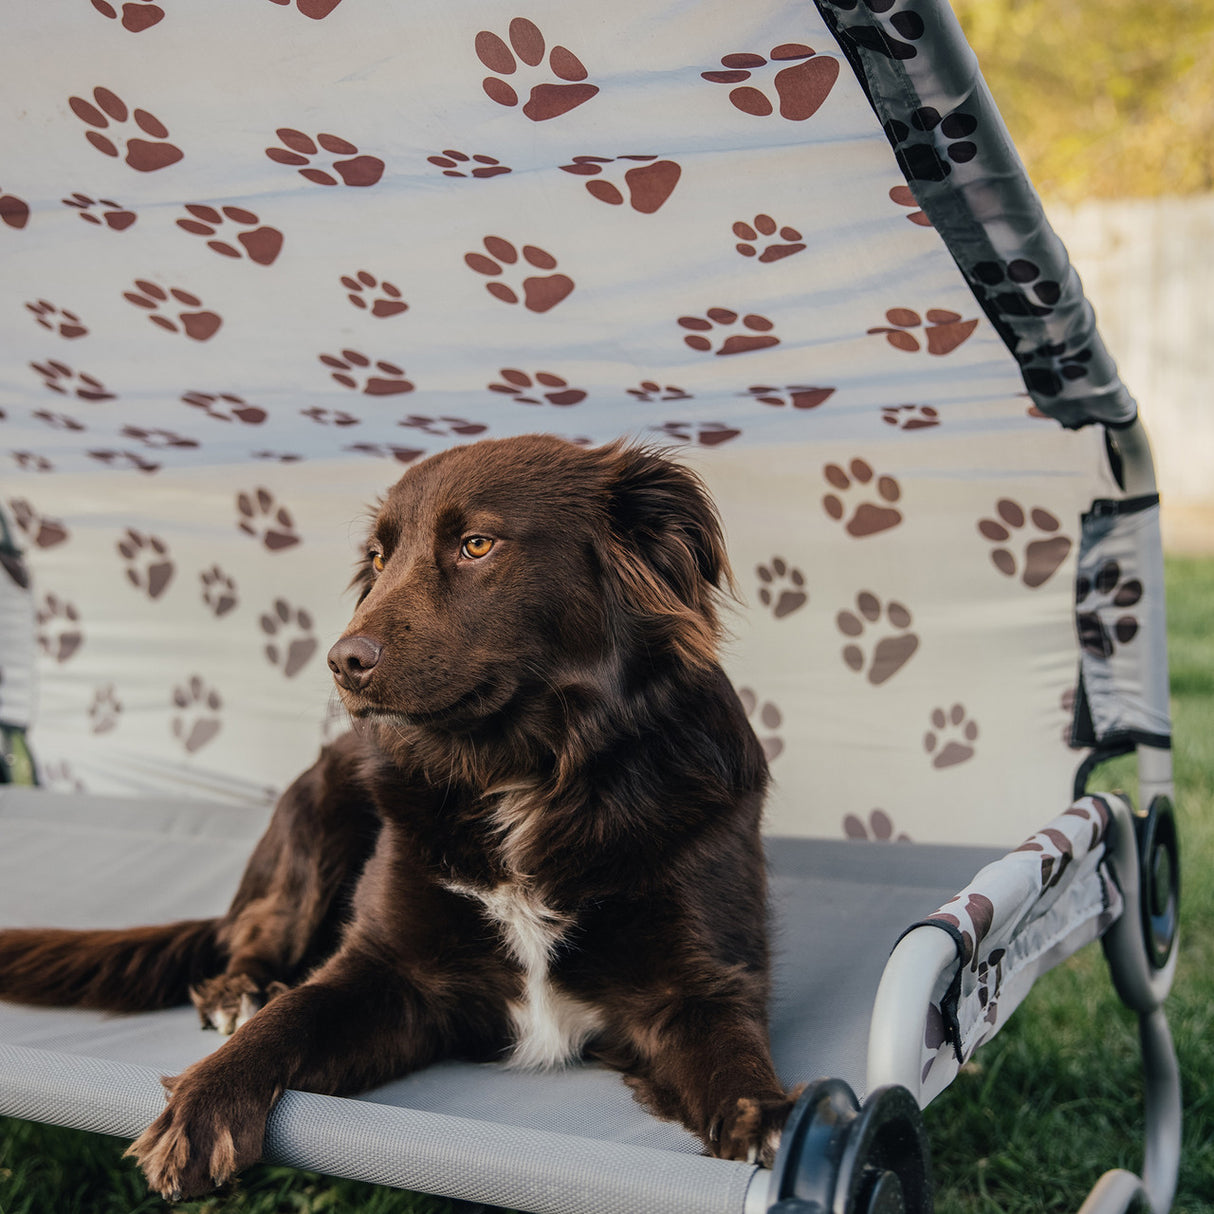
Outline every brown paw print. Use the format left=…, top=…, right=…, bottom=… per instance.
left=342, top=271, right=408, bottom=317
left=837, top=592, right=918, bottom=685
left=265, top=129, right=384, bottom=186
left=26, top=301, right=88, bottom=339
left=117, top=529, right=174, bottom=600
left=13, top=452, right=55, bottom=473
left=489, top=369, right=586, bottom=406
left=236, top=489, right=300, bottom=551
left=733, top=214, right=805, bottom=262
left=343, top=442, right=425, bottom=464
left=30, top=361, right=115, bottom=401
left=399, top=416, right=489, bottom=438
left=172, top=676, right=222, bottom=753
left=427, top=150, right=510, bottom=179
left=37, top=594, right=83, bottom=663
left=32, top=409, right=86, bottom=433
left=465, top=237, right=575, bottom=312
left=201, top=566, right=237, bottom=617
left=744, top=384, right=833, bottom=410
left=678, top=309, right=779, bottom=356
left=120, top=425, right=198, bottom=451
left=737, top=687, right=784, bottom=762
left=320, top=350, right=413, bottom=395
left=261, top=600, right=317, bottom=677
left=1076, top=560, right=1143, bottom=658
left=90, top=0, right=164, bottom=31
left=176, top=205, right=283, bottom=265
left=626, top=381, right=692, bottom=402
left=88, top=684, right=123, bottom=735
left=87, top=449, right=160, bottom=473
left=702, top=44, right=839, bottom=120
left=123, top=281, right=221, bottom=340
left=881, top=403, right=939, bottom=430
left=301, top=405, right=360, bottom=427
left=889, top=185, right=930, bottom=227
left=62, top=193, right=136, bottom=230
left=823, top=460, right=903, bottom=537
left=69, top=87, right=182, bottom=172
left=977, top=500, right=1071, bottom=589
left=924, top=704, right=978, bottom=769
left=8, top=500, right=69, bottom=548
left=475, top=18, right=598, bottom=121
left=559, top=155, right=681, bottom=213
left=251, top=450, right=304, bottom=463
left=652, top=421, right=741, bottom=447
left=1, top=187, right=30, bottom=230
left=182, top=391, right=267, bottom=425
left=756, top=557, right=807, bottom=619
left=843, top=809, right=910, bottom=842
left=265, top=0, right=344, bottom=17
left=867, top=308, right=978, bottom=355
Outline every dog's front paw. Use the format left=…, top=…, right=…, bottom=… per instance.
left=710, top=1085, right=805, bottom=1167
left=191, top=973, right=288, bottom=1034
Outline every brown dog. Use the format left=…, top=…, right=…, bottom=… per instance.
left=0, top=435, right=796, bottom=1198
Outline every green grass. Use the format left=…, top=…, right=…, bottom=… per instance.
left=2, top=557, right=1211, bottom=1213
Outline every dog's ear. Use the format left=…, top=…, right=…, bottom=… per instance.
left=600, top=444, right=733, bottom=668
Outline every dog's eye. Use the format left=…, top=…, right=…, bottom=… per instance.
left=370, top=552, right=385, bottom=573
left=461, top=536, right=495, bottom=559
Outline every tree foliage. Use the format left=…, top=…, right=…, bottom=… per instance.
left=953, top=0, right=1214, bottom=201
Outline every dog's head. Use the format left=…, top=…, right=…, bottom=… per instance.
left=328, top=435, right=731, bottom=733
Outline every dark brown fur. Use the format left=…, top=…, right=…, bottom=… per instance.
left=0, top=435, right=795, bottom=1198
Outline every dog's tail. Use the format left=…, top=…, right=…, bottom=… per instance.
left=0, top=919, right=223, bottom=1013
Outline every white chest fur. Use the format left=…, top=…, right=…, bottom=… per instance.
left=445, top=879, right=604, bottom=1069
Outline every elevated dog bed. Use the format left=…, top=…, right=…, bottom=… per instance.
left=0, top=0, right=1180, bottom=1210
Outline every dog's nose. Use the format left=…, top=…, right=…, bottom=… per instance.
left=327, top=635, right=383, bottom=691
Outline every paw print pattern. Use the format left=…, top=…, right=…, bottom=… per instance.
left=626, top=382, right=692, bottom=402
left=120, top=425, right=198, bottom=451
left=117, top=529, right=174, bottom=599
left=26, top=301, right=88, bottom=339
left=1017, top=341, right=1094, bottom=398
left=13, top=452, right=55, bottom=473
left=977, top=500, right=1071, bottom=589
left=885, top=107, right=979, bottom=184
left=172, top=676, right=222, bottom=754
left=399, top=416, right=489, bottom=438
left=1, top=187, right=30, bottom=230
left=265, top=129, right=384, bottom=187
left=33, top=410, right=86, bottom=433
left=87, top=449, right=160, bottom=473
left=881, top=404, right=939, bottom=430
left=889, top=185, right=930, bottom=227
left=123, top=281, right=222, bottom=341
left=236, top=489, right=300, bottom=551
left=176, top=206, right=283, bottom=265
left=832, top=0, right=926, bottom=61
left=427, top=150, right=511, bottom=179
left=68, top=87, right=183, bottom=172
left=465, top=238, right=575, bottom=313
left=1076, top=560, right=1143, bottom=658
left=30, top=361, right=115, bottom=401
left=559, top=156, right=681, bottom=214
left=62, top=193, right=137, bottom=230
left=969, top=260, right=1060, bottom=319
left=867, top=308, right=978, bottom=355
left=924, top=704, right=979, bottom=769
left=823, top=460, right=903, bottom=537
left=343, top=442, right=425, bottom=464
left=261, top=600, right=317, bottom=678
left=843, top=809, right=910, bottom=843
left=678, top=309, right=779, bottom=356
left=201, top=566, right=238, bottom=617
left=755, top=557, right=807, bottom=619
left=475, top=18, right=599, bottom=121
left=182, top=392, right=267, bottom=425
left=702, top=45, right=839, bottom=120
left=8, top=500, right=69, bottom=548
left=265, top=0, right=345, bottom=17
left=651, top=422, right=741, bottom=447
left=488, top=369, right=586, bottom=406
left=320, top=350, right=414, bottom=395
left=733, top=215, right=805, bottom=262
left=744, top=384, right=833, bottom=410
left=301, top=406, right=360, bottom=427
left=88, top=684, right=123, bottom=734
left=37, top=594, right=83, bottom=663
left=90, top=0, right=164, bottom=31
left=836, top=592, right=918, bottom=685
left=342, top=272, right=408, bottom=317
left=738, top=687, right=785, bottom=762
